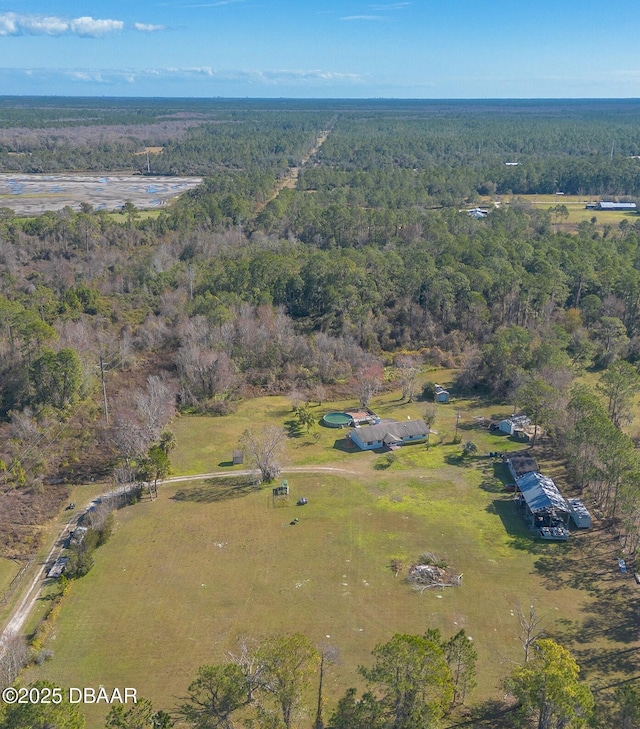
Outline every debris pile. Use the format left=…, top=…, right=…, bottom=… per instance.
left=407, top=552, right=462, bottom=592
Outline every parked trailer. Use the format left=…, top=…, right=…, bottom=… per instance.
left=567, top=498, right=591, bottom=529
left=47, top=556, right=69, bottom=579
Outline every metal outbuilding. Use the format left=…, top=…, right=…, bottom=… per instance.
left=567, top=498, right=592, bottom=528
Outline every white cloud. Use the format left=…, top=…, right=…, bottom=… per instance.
left=66, top=70, right=108, bottom=83
left=20, top=15, right=69, bottom=35
left=134, top=22, right=167, bottom=32
left=167, top=0, right=244, bottom=7
left=163, top=67, right=363, bottom=84
left=340, top=15, right=386, bottom=21
left=370, top=2, right=411, bottom=8
left=70, top=17, right=124, bottom=37
left=0, top=12, right=168, bottom=37
left=0, top=66, right=364, bottom=87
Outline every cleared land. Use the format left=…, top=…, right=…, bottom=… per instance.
left=492, top=194, right=639, bottom=228
left=0, top=173, right=202, bottom=216
left=25, top=389, right=640, bottom=728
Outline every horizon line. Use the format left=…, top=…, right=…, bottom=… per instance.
left=1, top=94, right=640, bottom=102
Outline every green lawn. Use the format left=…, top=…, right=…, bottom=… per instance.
left=29, top=470, right=595, bottom=728
left=169, top=387, right=521, bottom=476
left=25, top=388, right=640, bottom=727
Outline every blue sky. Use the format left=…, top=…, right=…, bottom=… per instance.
left=1, top=1, right=640, bottom=97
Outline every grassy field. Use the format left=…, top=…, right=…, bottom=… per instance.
left=489, top=194, right=638, bottom=229
left=169, top=385, right=520, bottom=476
left=0, top=559, right=19, bottom=593
left=28, top=469, right=605, bottom=728
left=25, top=386, right=640, bottom=727
left=0, top=558, right=21, bottom=621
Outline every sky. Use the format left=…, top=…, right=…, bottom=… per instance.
left=1, top=0, right=640, bottom=98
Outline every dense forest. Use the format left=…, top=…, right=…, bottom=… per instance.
left=2, top=99, right=640, bottom=473
left=2, top=99, right=640, bottom=727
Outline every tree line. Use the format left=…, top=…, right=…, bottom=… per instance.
left=7, top=627, right=640, bottom=728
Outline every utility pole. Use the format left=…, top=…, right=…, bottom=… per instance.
left=188, top=264, right=194, bottom=300
left=99, top=353, right=109, bottom=424
left=454, top=412, right=461, bottom=441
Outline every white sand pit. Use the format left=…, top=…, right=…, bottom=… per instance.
left=0, top=173, right=203, bottom=215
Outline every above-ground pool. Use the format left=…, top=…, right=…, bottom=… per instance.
left=322, top=412, right=353, bottom=428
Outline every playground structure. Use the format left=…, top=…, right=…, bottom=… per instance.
left=272, top=480, right=289, bottom=507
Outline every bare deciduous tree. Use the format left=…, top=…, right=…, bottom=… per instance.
left=354, top=361, right=383, bottom=407
left=227, top=635, right=263, bottom=702
left=423, top=404, right=438, bottom=447
left=0, top=633, right=28, bottom=690
left=516, top=601, right=546, bottom=663
left=134, top=375, right=177, bottom=443
left=315, top=643, right=340, bottom=729
left=240, top=426, right=286, bottom=482
left=288, top=389, right=306, bottom=413
left=396, top=355, right=419, bottom=402
left=111, top=411, right=148, bottom=464
left=311, top=384, right=327, bottom=407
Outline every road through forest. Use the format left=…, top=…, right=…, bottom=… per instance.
left=254, top=119, right=335, bottom=214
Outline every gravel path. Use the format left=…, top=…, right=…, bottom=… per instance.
left=0, top=465, right=357, bottom=649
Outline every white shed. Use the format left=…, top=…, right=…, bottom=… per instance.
left=499, top=415, right=530, bottom=435
left=567, top=498, right=591, bottom=529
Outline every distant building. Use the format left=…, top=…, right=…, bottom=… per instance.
left=349, top=419, right=429, bottom=451
left=586, top=201, right=637, bottom=211
left=466, top=207, right=489, bottom=219
left=434, top=385, right=450, bottom=403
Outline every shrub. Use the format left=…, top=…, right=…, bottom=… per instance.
left=374, top=453, right=397, bottom=470
left=421, top=382, right=436, bottom=401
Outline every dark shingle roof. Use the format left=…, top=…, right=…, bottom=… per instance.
left=355, top=419, right=428, bottom=444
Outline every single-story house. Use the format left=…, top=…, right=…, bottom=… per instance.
left=499, top=415, right=531, bottom=435
left=434, top=385, right=450, bottom=403
left=598, top=201, right=637, bottom=210
left=350, top=419, right=429, bottom=451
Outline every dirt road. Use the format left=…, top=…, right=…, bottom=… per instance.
left=254, top=121, right=335, bottom=214
left=0, top=465, right=357, bottom=650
